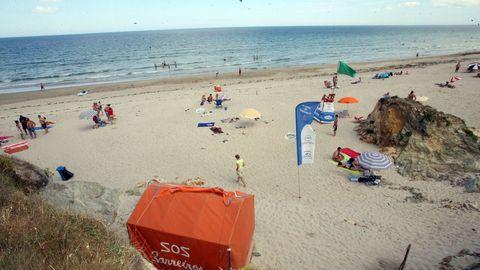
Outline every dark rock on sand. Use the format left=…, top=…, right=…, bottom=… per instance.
left=355, top=97, right=480, bottom=191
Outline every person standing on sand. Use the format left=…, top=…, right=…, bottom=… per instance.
left=235, top=154, right=246, bottom=187
left=14, top=120, right=25, bottom=139
left=239, top=68, right=242, bottom=76
left=38, top=115, right=48, bottom=134
left=455, top=62, right=461, bottom=73
left=26, top=118, right=37, bottom=139
left=332, top=74, right=338, bottom=89
left=333, top=115, right=339, bottom=136
left=19, top=115, right=28, bottom=135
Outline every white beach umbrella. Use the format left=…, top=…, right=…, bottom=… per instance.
left=79, top=110, right=97, bottom=120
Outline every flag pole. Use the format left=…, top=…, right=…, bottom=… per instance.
left=297, top=166, right=301, bottom=199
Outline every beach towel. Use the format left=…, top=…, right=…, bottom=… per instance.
left=340, top=148, right=360, bottom=159
left=328, top=159, right=363, bottom=176
left=0, top=136, right=12, bottom=141
left=195, top=108, right=205, bottom=114
left=197, top=122, right=215, bottom=127
left=34, top=125, right=53, bottom=130
left=2, top=140, right=29, bottom=154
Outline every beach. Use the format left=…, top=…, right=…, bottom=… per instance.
left=1, top=52, right=479, bottom=269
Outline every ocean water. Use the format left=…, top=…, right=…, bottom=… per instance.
left=0, top=26, right=479, bottom=94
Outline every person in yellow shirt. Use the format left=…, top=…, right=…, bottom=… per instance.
left=235, top=154, right=246, bottom=187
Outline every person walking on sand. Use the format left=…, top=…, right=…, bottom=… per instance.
left=455, top=62, right=461, bottom=73
left=235, top=154, right=246, bottom=187
left=333, top=114, right=339, bottom=136
left=239, top=68, right=242, bottom=76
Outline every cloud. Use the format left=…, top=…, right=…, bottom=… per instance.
left=33, top=6, right=59, bottom=13
left=432, top=0, right=480, bottom=6
left=401, top=1, right=420, bottom=8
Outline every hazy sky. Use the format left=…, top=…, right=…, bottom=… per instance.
left=0, top=0, right=479, bottom=37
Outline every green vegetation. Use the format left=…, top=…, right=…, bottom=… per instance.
left=0, top=156, right=141, bottom=270
left=464, top=128, right=478, bottom=142
left=424, top=111, right=433, bottom=122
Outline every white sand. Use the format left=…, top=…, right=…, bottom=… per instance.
left=1, top=53, right=479, bottom=269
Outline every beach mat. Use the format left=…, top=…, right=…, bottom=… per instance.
left=34, top=125, right=53, bottom=131
left=2, top=140, right=29, bottom=154
left=328, top=159, right=363, bottom=176
left=197, top=122, right=215, bottom=127
left=0, top=136, right=13, bottom=141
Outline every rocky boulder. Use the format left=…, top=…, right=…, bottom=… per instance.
left=355, top=97, right=480, bottom=191
left=42, top=181, right=121, bottom=224
left=0, top=155, right=49, bottom=190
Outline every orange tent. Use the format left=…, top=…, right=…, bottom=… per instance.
left=127, top=184, right=255, bottom=270
left=338, top=96, right=359, bottom=104
left=214, top=85, right=222, bottom=92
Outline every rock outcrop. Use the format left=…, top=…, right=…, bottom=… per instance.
left=0, top=155, right=49, bottom=190
left=355, top=97, right=480, bottom=191
left=42, top=181, right=121, bottom=224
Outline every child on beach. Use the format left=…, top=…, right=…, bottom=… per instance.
left=455, top=62, right=461, bottom=73
left=14, top=120, right=25, bottom=139
left=235, top=154, right=246, bottom=187
left=333, top=115, right=339, bottom=136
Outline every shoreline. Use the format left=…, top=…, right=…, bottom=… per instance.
left=1, top=51, right=478, bottom=106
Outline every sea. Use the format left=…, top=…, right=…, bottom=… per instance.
left=0, top=26, right=479, bottom=94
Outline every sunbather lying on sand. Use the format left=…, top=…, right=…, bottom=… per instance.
left=435, top=81, right=455, bottom=88
left=337, top=157, right=362, bottom=171
left=351, top=77, right=362, bottom=84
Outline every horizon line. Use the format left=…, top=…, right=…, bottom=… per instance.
left=0, top=24, right=476, bottom=39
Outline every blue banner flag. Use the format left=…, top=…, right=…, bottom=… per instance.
left=295, top=102, right=320, bottom=166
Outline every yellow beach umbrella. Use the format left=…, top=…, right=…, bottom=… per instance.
left=239, top=108, right=261, bottom=119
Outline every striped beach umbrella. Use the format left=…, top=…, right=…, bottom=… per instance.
left=357, top=152, right=393, bottom=170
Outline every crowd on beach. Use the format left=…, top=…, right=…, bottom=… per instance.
left=91, top=101, right=116, bottom=128
left=15, top=115, right=53, bottom=139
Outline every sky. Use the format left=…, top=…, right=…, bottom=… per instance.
left=0, top=0, right=479, bottom=37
